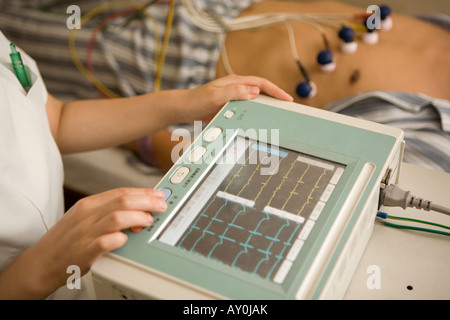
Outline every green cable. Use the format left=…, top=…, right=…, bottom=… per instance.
left=382, top=221, right=450, bottom=237
left=385, top=214, right=450, bottom=231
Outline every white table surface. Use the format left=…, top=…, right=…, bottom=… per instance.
left=344, top=162, right=450, bottom=300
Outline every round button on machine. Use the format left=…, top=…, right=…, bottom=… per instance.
left=170, top=166, right=190, bottom=184
left=224, top=110, right=235, bottom=119
left=160, top=188, right=172, bottom=201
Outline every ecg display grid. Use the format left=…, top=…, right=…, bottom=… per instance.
left=173, top=140, right=345, bottom=283
left=177, top=195, right=302, bottom=280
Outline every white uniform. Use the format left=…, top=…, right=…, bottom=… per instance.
left=0, top=32, right=93, bottom=299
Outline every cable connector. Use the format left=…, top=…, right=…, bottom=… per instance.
left=380, top=184, right=450, bottom=216
left=376, top=211, right=387, bottom=219
left=380, top=184, right=431, bottom=210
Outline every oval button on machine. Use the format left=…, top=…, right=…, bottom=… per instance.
left=203, top=127, right=222, bottom=142
left=188, top=146, right=207, bottom=163
left=170, top=166, right=190, bottom=184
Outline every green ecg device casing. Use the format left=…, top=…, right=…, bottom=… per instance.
left=91, top=95, right=404, bottom=300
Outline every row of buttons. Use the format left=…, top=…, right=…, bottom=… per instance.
left=163, top=110, right=235, bottom=200
left=169, top=126, right=222, bottom=184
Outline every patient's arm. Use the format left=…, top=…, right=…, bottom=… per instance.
left=216, top=1, right=450, bottom=108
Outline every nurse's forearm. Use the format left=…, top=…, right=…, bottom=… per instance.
left=0, top=246, right=61, bottom=299
left=47, top=75, right=292, bottom=154
left=53, top=89, right=186, bottom=154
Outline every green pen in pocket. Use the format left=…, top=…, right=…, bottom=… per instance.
left=9, top=42, right=31, bottom=91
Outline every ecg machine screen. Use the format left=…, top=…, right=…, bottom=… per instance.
left=158, top=136, right=346, bottom=284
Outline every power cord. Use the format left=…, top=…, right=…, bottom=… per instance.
left=377, top=184, right=450, bottom=237
left=380, top=184, right=450, bottom=216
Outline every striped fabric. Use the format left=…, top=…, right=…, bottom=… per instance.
left=326, top=91, right=450, bottom=172
left=0, top=0, right=257, bottom=100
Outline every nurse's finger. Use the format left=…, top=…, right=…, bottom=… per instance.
left=108, top=192, right=167, bottom=213
left=97, top=188, right=165, bottom=202
left=86, top=232, right=129, bottom=260
left=86, top=188, right=167, bottom=222
left=237, top=75, right=294, bottom=101
left=95, top=210, right=154, bottom=235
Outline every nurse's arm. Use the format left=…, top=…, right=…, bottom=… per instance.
left=45, top=89, right=185, bottom=154
left=45, top=75, right=292, bottom=154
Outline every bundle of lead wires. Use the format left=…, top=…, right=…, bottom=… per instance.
left=181, top=0, right=350, bottom=33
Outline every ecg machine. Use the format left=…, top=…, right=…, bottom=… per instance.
left=91, top=95, right=404, bottom=300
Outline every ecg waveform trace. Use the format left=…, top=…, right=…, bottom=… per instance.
left=177, top=195, right=301, bottom=280
left=175, top=140, right=344, bottom=281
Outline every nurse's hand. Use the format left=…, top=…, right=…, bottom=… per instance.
left=175, top=74, right=294, bottom=122
left=17, top=188, right=166, bottom=299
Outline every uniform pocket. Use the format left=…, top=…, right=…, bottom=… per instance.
left=25, top=65, right=48, bottom=108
